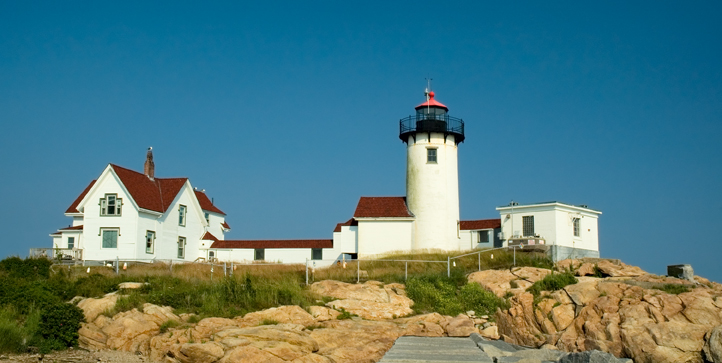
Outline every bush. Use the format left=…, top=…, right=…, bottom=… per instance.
left=0, top=257, right=52, bottom=280
left=657, top=284, right=691, bottom=295
left=337, top=308, right=355, bottom=320
left=406, top=275, right=463, bottom=316
left=0, top=307, right=26, bottom=353
left=159, top=319, right=181, bottom=333
left=459, top=283, right=509, bottom=316
left=38, top=302, right=85, bottom=353
left=527, top=272, right=578, bottom=296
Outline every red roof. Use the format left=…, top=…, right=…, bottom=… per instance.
left=201, top=232, right=219, bottom=242
left=460, top=219, right=501, bottom=230
left=221, top=221, right=231, bottom=230
left=353, top=197, right=414, bottom=218
left=415, top=91, right=448, bottom=111
left=59, top=225, right=84, bottom=231
left=111, top=164, right=187, bottom=213
left=195, top=190, right=226, bottom=215
left=333, top=218, right=358, bottom=232
left=65, top=180, right=96, bottom=213
left=210, top=239, right=333, bottom=249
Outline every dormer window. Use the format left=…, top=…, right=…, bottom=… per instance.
left=100, top=194, right=122, bottom=216
left=179, top=205, right=187, bottom=226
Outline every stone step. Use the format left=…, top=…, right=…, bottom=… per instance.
left=378, top=336, right=493, bottom=363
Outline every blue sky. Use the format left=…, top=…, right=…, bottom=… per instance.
left=1, top=2, right=720, bottom=281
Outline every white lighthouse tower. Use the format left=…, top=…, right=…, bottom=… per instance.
left=400, top=90, right=465, bottom=251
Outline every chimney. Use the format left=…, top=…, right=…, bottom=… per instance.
left=144, top=147, right=155, bottom=180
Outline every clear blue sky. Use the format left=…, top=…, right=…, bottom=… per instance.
left=1, top=2, right=720, bottom=281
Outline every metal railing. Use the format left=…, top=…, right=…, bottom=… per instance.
left=399, top=114, right=465, bottom=142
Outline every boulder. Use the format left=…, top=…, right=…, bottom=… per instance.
left=468, top=269, right=520, bottom=297
left=310, top=281, right=413, bottom=320
left=443, top=314, right=479, bottom=337
left=118, top=282, right=148, bottom=290
left=704, top=325, right=722, bottom=363
left=395, top=313, right=447, bottom=337
left=76, top=293, right=119, bottom=321
left=177, top=342, right=225, bottom=363
left=238, top=305, right=315, bottom=327
left=311, top=319, right=403, bottom=362
left=307, top=306, right=341, bottom=322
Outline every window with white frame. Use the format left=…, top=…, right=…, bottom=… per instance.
left=177, top=237, right=186, bottom=259
left=208, top=250, right=215, bottom=261
left=100, top=194, right=122, bottom=216
left=522, top=216, right=535, bottom=237
left=427, top=148, right=437, bottom=163
left=573, top=218, right=580, bottom=237
left=145, top=230, right=155, bottom=254
left=179, top=205, right=187, bottom=226
left=254, top=248, right=265, bottom=261
left=67, top=237, right=75, bottom=249
left=478, top=230, right=489, bottom=243
left=204, top=212, right=210, bottom=224
left=312, top=248, right=322, bottom=260
left=101, top=228, right=119, bottom=248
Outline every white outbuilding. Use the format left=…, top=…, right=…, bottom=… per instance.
left=496, top=201, right=602, bottom=261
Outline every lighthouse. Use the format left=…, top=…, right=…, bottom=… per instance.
left=400, top=90, right=465, bottom=251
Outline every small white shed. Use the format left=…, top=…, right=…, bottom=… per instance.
left=496, top=201, right=601, bottom=261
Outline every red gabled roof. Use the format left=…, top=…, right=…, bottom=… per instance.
left=221, top=221, right=231, bottom=229
left=353, top=197, right=414, bottom=218
left=194, top=190, right=226, bottom=215
left=201, top=232, right=219, bottom=242
left=460, top=219, right=501, bottom=230
left=111, top=164, right=187, bottom=213
left=333, top=218, right=358, bottom=232
left=65, top=180, right=96, bottom=213
left=210, top=239, right=333, bottom=249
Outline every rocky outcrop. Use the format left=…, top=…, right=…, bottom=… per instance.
left=468, top=267, right=552, bottom=297
left=76, top=293, right=119, bottom=322
left=78, top=281, right=484, bottom=363
left=493, top=270, right=722, bottom=363
left=310, top=280, right=414, bottom=320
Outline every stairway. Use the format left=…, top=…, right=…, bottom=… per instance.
left=379, top=336, right=493, bottom=363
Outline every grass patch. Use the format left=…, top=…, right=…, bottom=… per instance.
left=527, top=272, right=578, bottom=297
left=656, top=284, right=691, bottom=295
left=337, top=308, right=355, bottom=320
left=406, top=273, right=507, bottom=316
left=159, top=319, right=182, bottom=333
left=259, top=318, right=280, bottom=326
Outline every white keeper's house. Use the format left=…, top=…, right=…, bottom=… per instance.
left=47, top=90, right=599, bottom=264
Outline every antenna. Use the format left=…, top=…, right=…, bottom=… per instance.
left=425, top=77, right=433, bottom=113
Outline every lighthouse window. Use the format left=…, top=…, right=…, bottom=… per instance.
left=427, top=148, right=437, bottom=163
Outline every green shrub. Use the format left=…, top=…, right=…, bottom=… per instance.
left=657, top=284, right=691, bottom=295
left=38, top=302, right=85, bottom=353
left=0, top=307, right=26, bottom=353
left=159, top=319, right=181, bottom=333
left=337, top=308, right=355, bottom=320
left=0, top=257, right=52, bottom=280
left=406, top=275, right=463, bottom=315
left=527, top=272, right=578, bottom=296
left=459, top=283, right=509, bottom=316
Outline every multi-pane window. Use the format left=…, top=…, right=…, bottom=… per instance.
left=522, top=216, right=535, bottom=237
left=100, top=194, right=122, bottom=216
left=146, top=231, right=155, bottom=254
left=573, top=218, right=580, bottom=237
left=208, top=250, right=215, bottom=261
left=68, top=237, right=75, bottom=249
left=177, top=237, right=186, bottom=259
left=179, top=205, right=187, bottom=226
left=427, top=148, right=437, bottom=163
left=254, top=248, right=265, bottom=261
left=101, top=229, right=118, bottom=248
left=312, top=248, right=323, bottom=260
left=478, top=230, right=489, bottom=243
